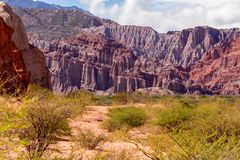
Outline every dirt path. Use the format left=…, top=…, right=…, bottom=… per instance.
left=70, top=106, right=110, bottom=136
left=53, top=105, right=151, bottom=160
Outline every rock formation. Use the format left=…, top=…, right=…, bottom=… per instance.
left=0, top=16, right=29, bottom=93
left=45, top=33, right=145, bottom=93
left=2, top=0, right=92, bottom=14
left=84, top=25, right=227, bottom=67
left=190, top=36, right=240, bottom=95
left=12, top=8, right=115, bottom=43
left=9, top=3, right=240, bottom=95
left=44, top=31, right=208, bottom=94
left=0, top=2, right=50, bottom=88
left=42, top=25, right=240, bottom=94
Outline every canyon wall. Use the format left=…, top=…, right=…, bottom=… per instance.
left=8, top=4, right=240, bottom=95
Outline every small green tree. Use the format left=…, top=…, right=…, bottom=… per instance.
left=19, top=102, right=72, bottom=159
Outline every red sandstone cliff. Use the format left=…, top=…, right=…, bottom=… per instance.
left=0, top=2, right=50, bottom=89
left=0, top=17, right=29, bottom=93
left=45, top=33, right=146, bottom=93
left=190, top=37, right=240, bottom=95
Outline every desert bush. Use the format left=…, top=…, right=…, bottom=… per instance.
left=18, top=102, right=72, bottom=159
left=112, top=93, right=133, bottom=105
left=157, top=106, right=192, bottom=131
left=93, top=96, right=113, bottom=106
left=25, top=85, right=86, bottom=117
left=132, top=134, right=240, bottom=160
left=185, top=103, right=240, bottom=143
left=66, top=90, right=96, bottom=106
left=68, top=92, right=161, bottom=107
left=126, top=136, right=168, bottom=160
left=74, top=128, right=106, bottom=150
left=167, top=98, right=240, bottom=159
left=104, top=107, right=147, bottom=132
left=104, top=150, right=135, bottom=160
left=0, top=101, right=27, bottom=159
left=26, top=84, right=52, bottom=100
left=169, top=133, right=240, bottom=159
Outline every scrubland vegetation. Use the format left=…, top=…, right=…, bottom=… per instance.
left=1, top=87, right=240, bottom=159
left=104, top=107, right=147, bottom=132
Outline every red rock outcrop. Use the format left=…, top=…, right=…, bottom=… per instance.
left=45, top=32, right=197, bottom=94
left=83, top=25, right=226, bottom=67
left=0, top=2, right=50, bottom=88
left=190, top=37, right=240, bottom=95
left=0, top=17, right=29, bottom=93
left=45, top=33, right=149, bottom=93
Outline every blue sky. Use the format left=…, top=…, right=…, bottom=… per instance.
left=35, top=0, right=240, bottom=32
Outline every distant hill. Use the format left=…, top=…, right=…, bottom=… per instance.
left=12, top=7, right=115, bottom=41
left=1, top=0, right=92, bottom=15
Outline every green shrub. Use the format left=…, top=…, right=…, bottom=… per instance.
left=66, top=90, right=96, bottom=106
left=105, top=107, right=147, bottom=132
left=187, top=103, right=240, bottom=143
left=171, top=132, right=240, bottom=160
left=26, top=84, right=52, bottom=100
left=24, top=86, right=86, bottom=118
left=157, top=106, right=192, bottom=131
left=18, top=102, right=72, bottom=159
left=168, top=99, right=240, bottom=159
left=94, top=96, right=113, bottom=106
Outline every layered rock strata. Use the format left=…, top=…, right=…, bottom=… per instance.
left=45, top=26, right=240, bottom=94
left=10, top=3, right=240, bottom=95
left=190, top=37, right=240, bottom=95
left=45, top=34, right=144, bottom=93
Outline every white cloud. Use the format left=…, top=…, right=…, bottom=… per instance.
left=79, top=0, right=240, bottom=32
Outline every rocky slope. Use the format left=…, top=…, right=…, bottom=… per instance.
left=12, top=7, right=115, bottom=52
left=8, top=2, right=240, bottom=95
left=190, top=35, right=240, bottom=95
left=2, top=0, right=91, bottom=14
left=85, top=25, right=229, bottom=67
left=0, top=2, right=49, bottom=89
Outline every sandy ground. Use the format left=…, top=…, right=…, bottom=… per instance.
left=52, top=105, right=152, bottom=160
left=0, top=97, right=154, bottom=159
